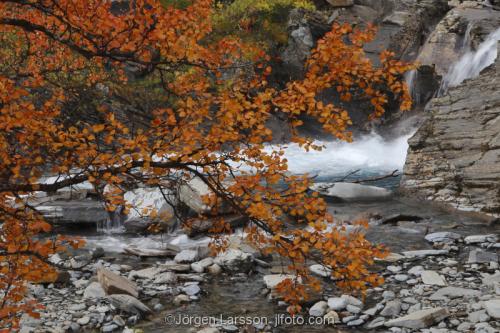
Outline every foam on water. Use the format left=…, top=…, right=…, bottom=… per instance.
left=265, top=132, right=414, bottom=180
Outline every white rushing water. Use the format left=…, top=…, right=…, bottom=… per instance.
left=440, top=27, right=500, bottom=93
left=265, top=132, right=414, bottom=180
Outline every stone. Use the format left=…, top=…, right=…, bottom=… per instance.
left=129, top=266, right=164, bottom=279
left=408, top=266, right=424, bottom=276
left=183, top=284, right=201, bottom=296
left=263, top=274, right=296, bottom=289
left=113, top=315, right=125, bottom=327
left=429, top=287, right=481, bottom=300
left=174, top=294, right=190, bottom=305
left=481, top=272, right=500, bottom=286
left=484, top=299, right=500, bottom=319
left=381, top=301, right=402, bottom=317
left=197, top=328, right=220, bottom=333
left=347, top=318, right=364, bottom=326
left=425, top=232, right=461, bottom=243
left=465, top=235, right=498, bottom=244
left=383, top=291, right=396, bottom=300
left=97, top=267, right=139, bottom=298
left=346, top=304, right=362, bottom=314
left=342, top=294, right=363, bottom=307
left=160, top=262, right=191, bottom=272
left=469, top=310, right=490, bottom=323
left=102, top=324, right=118, bottom=332
left=309, top=264, right=331, bottom=278
left=214, top=249, right=253, bottom=272
left=457, top=322, right=472, bottom=332
left=384, top=307, right=449, bottom=329
left=174, top=249, right=199, bottom=264
left=468, top=250, right=498, bottom=264
left=309, top=182, right=391, bottom=202
left=328, top=297, right=348, bottom=311
left=323, top=311, right=339, bottom=325
left=394, top=274, right=409, bottom=282
left=421, top=271, right=446, bottom=286
left=153, top=271, right=177, bottom=284
left=309, top=301, right=329, bottom=317
left=191, top=258, right=214, bottom=273
left=83, top=282, right=105, bottom=299
left=107, top=294, right=152, bottom=315
left=387, top=265, right=402, bottom=273
left=402, top=250, right=449, bottom=258
left=123, top=187, right=176, bottom=230
left=207, top=264, right=222, bottom=275
left=366, top=317, right=385, bottom=329
left=76, top=316, right=90, bottom=325
left=326, top=0, right=354, bottom=7
left=179, top=177, right=231, bottom=214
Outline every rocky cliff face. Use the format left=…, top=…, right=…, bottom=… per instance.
left=401, top=44, right=500, bottom=216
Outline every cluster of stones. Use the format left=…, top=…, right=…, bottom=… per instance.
left=295, top=232, right=500, bottom=333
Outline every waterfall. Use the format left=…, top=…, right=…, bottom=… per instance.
left=440, top=27, right=500, bottom=94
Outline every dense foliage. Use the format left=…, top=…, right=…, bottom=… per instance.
left=0, top=0, right=412, bottom=329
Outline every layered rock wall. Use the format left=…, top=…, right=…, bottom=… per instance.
left=401, top=44, right=500, bottom=216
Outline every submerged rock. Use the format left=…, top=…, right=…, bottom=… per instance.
left=309, top=182, right=392, bottom=202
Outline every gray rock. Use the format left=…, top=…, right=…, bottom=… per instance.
left=346, top=304, right=362, bottom=314
left=425, top=232, right=461, bottom=243
left=214, top=249, right=253, bottom=272
left=395, top=274, right=409, bottom=282
left=207, top=264, right=222, bottom=275
left=83, top=282, right=105, bottom=299
left=326, top=0, right=354, bottom=7
left=402, top=250, right=449, bottom=258
left=468, top=250, right=498, bottom=264
left=469, top=310, right=490, bottom=323
left=174, top=249, right=199, bottom=264
left=384, top=307, right=449, bottom=329
left=421, top=271, right=446, bottom=286
left=484, top=299, right=500, bottom=319
left=309, top=301, right=329, bottom=317
left=107, top=294, right=152, bottom=315
left=309, top=182, right=391, bottom=202
left=154, top=271, right=177, bottom=284
left=481, top=272, right=500, bottom=286
left=328, top=297, right=348, bottom=311
left=465, top=235, right=498, bottom=244
left=309, top=264, right=331, bottom=278
left=183, top=284, right=201, bottom=296
left=347, top=318, right=364, bottom=326
left=191, top=258, right=214, bottom=273
left=342, top=294, right=363, bottom=307
left=76, top=316, right=90, bottom=325
left=430, top=286, right=481, bottom=300
left=97, top=267, right=139, bottom=298
left=323, top=311, right=340, bottom=325
left=129, top=266, right=164, bottom=279
left=366, top=317, right=386, bottom=329
left=263, top=274, right=296, bottom=289
left=408, top=265, right=425, bottom=276
left=102, top=324, right=118, bottom=332
left=383, top=290, right=396, bottom=300
left=381, top=301, right=402, bottom=317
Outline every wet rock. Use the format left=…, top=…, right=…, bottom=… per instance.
left=129, top=266, right=164, bottom=279
left=468, top=250, right=498, bottom=264
left=174, top=249, right=199, bottom=264
left=383, top=290, right=396, bottom=300
left=380, top=214, right=424, bottom=225
left=160, top=262, right=191, bottom=272
left=328, top=297, right=348, bottom=311
left=214, top=249, right=253, bottom=272
left=83, top=282, right=106, bottom=299
left=429, top=286, right=481, bottom=300
left=309, top=182, right=392, bottom=202
left=481, top=271, right=500, bottom=286
left=425, top=232, right=462, bottom=243
left=107, top=294, right=152, bottom=315
left=484, top=299, right=500, bottom=319
left=408, top=266, right=425, bottom=276
left=263, top=274, right=296, bottom=289
left=309, top=301, right=329, bottom=317
left=97, top=268, right=139, bottom=298
left=384, top=307, right=449, bottom=329
left=183, top=284, right=201, bottom=296
left=421, top=271, right=447, bottom=286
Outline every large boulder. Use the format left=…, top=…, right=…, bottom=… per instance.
left=384, top=307, right=449, bottom=329
left=402, top=43, right=500, bottom=216
left=123, top=187, right=176, bottom=232
left=214, top=249, right=254, bottom=272
left=178, top=177, right=232, bottom=215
